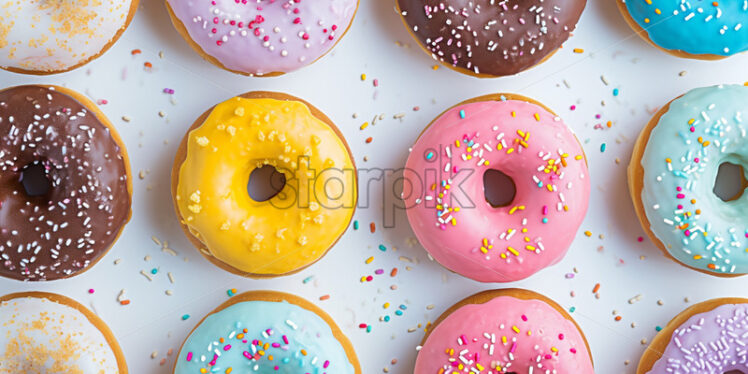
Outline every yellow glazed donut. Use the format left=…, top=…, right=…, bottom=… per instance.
left=172, top=91, right=357, bottom=278
left=0, top=0, right=139, bottom=75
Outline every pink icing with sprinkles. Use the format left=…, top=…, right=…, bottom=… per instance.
left=414, top=295, right=594, bottom=373
left=404, top=98, right=590, bottom=282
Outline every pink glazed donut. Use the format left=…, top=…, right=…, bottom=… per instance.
left=415, top=289, right=594, bottom=373
left=403, top=94, right=590, bottom=283
left=165, top=0, right=359, bottom=76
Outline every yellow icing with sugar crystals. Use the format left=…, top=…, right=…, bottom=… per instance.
left=176, top=97, right=357, bottom=275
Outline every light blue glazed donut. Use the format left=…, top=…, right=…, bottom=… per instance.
left=633, top=84, right=748, bottom=276
left=623, top=0, right=748, bottom=57
left=174, top=293, right=356, bottom=374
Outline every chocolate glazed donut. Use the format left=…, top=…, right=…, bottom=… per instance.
left=396, top=0, right=587, bottom=77
left=0, top=85, right=132, bottom=281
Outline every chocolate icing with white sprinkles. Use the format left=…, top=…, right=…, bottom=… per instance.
left=0, top=85, right=131, bottom=281
left=397, top=0, right=587, bottom=77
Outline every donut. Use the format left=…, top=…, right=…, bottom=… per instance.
left=173, top=290, right=360, bottom=373
left=171, top=91, right=357, bottom=278
left=403, top=94, right=590, bottom=283
left=628, top=84, right=748, bottom=277
left=165, top=0, right=359, bottom=76
left=0, top=291, right=127, bottom=372
left=396, top=0, right=587, bottom=78
left=618, top=0, right=748, bottom=60
left=0, top=0, right=139, bottom=75
left=0, top=85, right=132, bottom=281
left=415, top=288, right=594, bottom=373
left=638, top=297, right=748, bottom=373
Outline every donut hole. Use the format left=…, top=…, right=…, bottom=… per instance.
left=20, top=162, right=51, bottom=197
left=713, top=162, right=747, bottom=202
left=483, top=169, right=516, bottom=208
left=724, top=370, right=745, bottom=374
left=247, top=165, right=286, bottom=202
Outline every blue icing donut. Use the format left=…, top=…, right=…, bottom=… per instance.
left=623, top=0, right=748, bottom=56
left=174, top=297, right=355, bottom=374
left=636, top=84, right=748, bottom=275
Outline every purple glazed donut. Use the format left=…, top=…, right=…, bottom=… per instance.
left=165, top=0, right=359, bottom=76
left=639, top=299, right=748, bottom=373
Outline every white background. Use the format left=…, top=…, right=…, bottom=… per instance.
left=2, top=0, right=748, bottom=373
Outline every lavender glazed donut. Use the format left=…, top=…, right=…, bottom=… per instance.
left=403, top=94, right=590, bottom=283
left=638, top=298, right=748, bottom=373
left=165, top=0, right=359, bottom=76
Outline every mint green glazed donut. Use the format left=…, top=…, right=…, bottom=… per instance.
left=174, top=292, right=359, bottom=373
left=631, top=84, right=748, bottom=276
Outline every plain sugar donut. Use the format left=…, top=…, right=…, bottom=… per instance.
left=0, top=291, right=128, bottom=373
left=0, top=0, right=139, bottom=74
